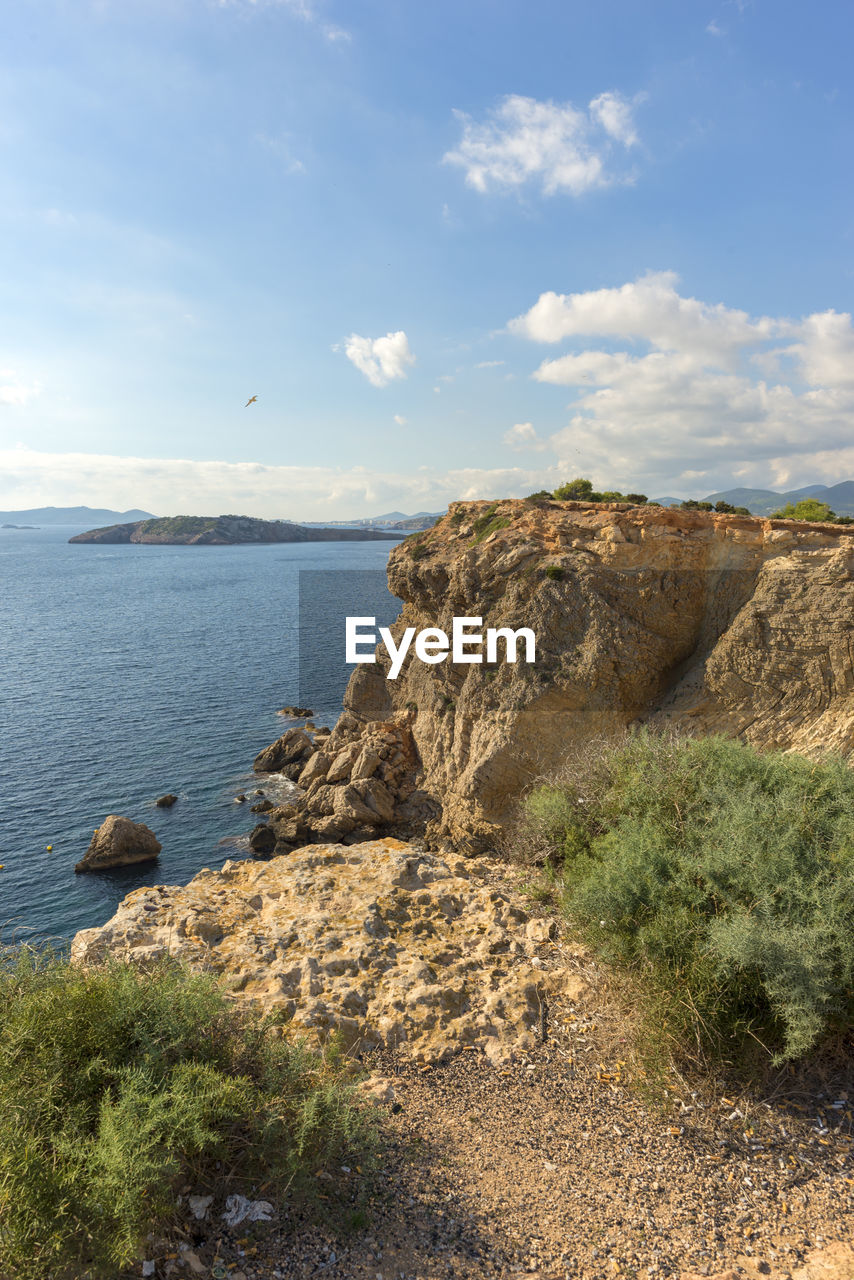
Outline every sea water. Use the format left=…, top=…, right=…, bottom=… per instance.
left=0, top=526, right=401, bottom=943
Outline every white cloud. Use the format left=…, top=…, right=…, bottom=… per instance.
left=341, top=331, right=415, bottom=388
left=706, top=19, right=726, bottom=35
left=0, top=446, right=568, bottom=520
left=0, top=370, right=40, bottom=407
left=475, top=360, right=505, bottom=369
left=393, top=414, right=408, bottom=426
left=504, top=422, right=548, bottom=452
left=509, top=270, right=778, bottom=364
left=443, top=92, right=642, bottom=197
left=507, top=273, right=854, bottom=494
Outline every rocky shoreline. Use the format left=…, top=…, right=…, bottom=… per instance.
left=66, top=497, right=854, bottom=1279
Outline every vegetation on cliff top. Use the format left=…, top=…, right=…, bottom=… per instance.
left=0, top=951, right=374, bottom=1279
left=770, top=498, right=852, bottom=523
left=519, top=733, right=854, bottom=1069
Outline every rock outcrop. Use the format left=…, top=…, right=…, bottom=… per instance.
left=254, top=499, right=854, bottom=853
left=75, top=815, right=162, bottom=873
left=71, top=838, right=547, bottom=1065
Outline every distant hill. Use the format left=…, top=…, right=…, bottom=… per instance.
left=703, top=483, right=854, bottom=517
left=301, top=509, right=446, bottom=530
left=0, top=505, right=155, bottom=525
left=69, top=515, right=404, bottom=546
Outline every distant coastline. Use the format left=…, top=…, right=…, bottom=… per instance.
left=69, top=514, right=404, bottom=545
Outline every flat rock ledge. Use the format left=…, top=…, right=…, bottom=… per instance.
left=70, top=837, right=549, bottom=1065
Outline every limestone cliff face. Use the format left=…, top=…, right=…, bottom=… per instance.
left=262, top=500, right=854, bottom=853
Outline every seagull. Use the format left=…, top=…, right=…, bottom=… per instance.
left=245, top=395, right=258, bottom=407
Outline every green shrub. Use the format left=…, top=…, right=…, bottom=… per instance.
left=771, top=499, right=837, bottom=522
left=553, top=478, right=594, bottom=502
left=544, top=565, right=564, bottom=581
left=519, top=733, right=854, bottom=1065
left=0, top=952, right=373, bottom=1280
left=551, top=478, right=647, bottom=505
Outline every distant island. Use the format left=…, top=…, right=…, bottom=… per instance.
left=1, top=523, right=38, bottom=530
left=0, top=505, right=156, bottom=525
left=69, top=514, right=404, bottom=545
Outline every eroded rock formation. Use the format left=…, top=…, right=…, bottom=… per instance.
left=71, top=838, right=548, bottom=1065
left=254, top=499, right=854, bottom=853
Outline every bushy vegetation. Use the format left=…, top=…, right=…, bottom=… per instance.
left=518, top=733, right=854, bottom=1066
left=0, top=951, right=373, bottom=1280
left=770, top=498, right=851, bottom=523
left=680, top=499, right=752, bottom=515
left=552, top=478, right=648, bottom=505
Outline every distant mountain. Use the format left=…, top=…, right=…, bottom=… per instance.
left=300, top=509, right=446, bottom=529
left=0, top=505, right=155, bottom=525
left=703, top=483, right=854, bottom=517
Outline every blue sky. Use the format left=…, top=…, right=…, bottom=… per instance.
left=1, top=0, right=852, bottom=517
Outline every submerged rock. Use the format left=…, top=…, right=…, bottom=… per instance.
left=248, top=823, right=276, bottom=854
left=70, top=837, right=545, bottom=1065
left=75, top=815, right=161, bottom=873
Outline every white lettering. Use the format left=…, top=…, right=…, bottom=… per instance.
left=452, top=616, right=483, bottom=664
left=414, top=628, right=449, bottom=664
left=379, top=625, right=416, bottom=680
left=346, top=616, right=537, bottom=675
left=346, top=616, right=377, bottom=663
left=486, top=627, right=536, bottom=663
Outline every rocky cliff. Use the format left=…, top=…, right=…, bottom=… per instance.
left=257, top=499, right=854, bottom=853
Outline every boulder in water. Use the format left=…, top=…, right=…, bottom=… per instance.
left=155, top=793, right=178, bottom=808
left=75, top=815, right=161, bottom=874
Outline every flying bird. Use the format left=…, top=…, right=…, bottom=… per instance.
left=245, top=395, right=258, bottom=407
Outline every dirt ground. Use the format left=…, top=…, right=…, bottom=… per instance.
left=133, top=866, right=854, bottom=1280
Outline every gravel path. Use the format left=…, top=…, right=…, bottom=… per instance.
left=134, top=865, right=854, bottom=1280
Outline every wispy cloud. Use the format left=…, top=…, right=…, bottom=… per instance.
left=503, top=422, right=548, bottom=452
left=339, top=331, right=415, bottom=388
left=443, top=91, right=643, bottom=197
left=255, top=133, right=306, bottom=174
left=0, top=369, right=40, bottom=407
left=0, top=446, right=567, bottom=519
left=216, top=0, right=349, bottom=41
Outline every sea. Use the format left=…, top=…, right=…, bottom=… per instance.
left=0, top=525, right=402, bottom=946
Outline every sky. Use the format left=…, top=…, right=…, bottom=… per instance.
left=1, top=0, right=853, bottom=518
